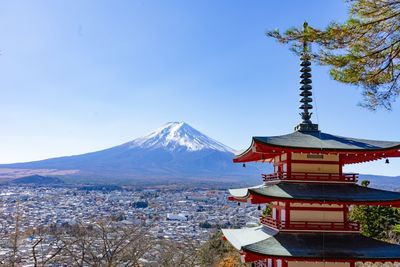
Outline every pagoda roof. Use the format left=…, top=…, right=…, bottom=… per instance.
left=234, top=131, right=400, bottom=163
left=229, top=182, right=400, bottom=205
left=237, top=229, right=400, bottom=262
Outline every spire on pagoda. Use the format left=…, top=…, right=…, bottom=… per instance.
left=294, top=22, right=319, bottom=132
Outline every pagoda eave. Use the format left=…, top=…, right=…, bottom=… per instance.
left=234, top=135, right=400, bottom=164
left=223, top=228, right=400, bottom=264
left=228, top=183, right=400, bottom=206
left=228, top=194, right=400, bottom=207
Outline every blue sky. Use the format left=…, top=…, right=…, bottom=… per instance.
left=0, top=1, right=399, bottom=176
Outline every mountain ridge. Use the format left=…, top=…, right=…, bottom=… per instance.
left=0, top=122, right=261, bottom=183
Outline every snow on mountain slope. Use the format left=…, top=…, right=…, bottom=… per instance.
left=129, top=122, right=236, bottom=153
left=0, top=122, right=264, bottom=182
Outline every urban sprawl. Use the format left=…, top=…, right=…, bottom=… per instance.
left=0, top=184, right=258, bottom=265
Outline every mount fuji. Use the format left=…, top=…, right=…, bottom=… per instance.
left=130, top=122, right=236, bottom=153
left=0, top=122, right=261, bottom=183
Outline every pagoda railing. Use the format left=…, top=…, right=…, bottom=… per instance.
left=260, top=216, right=360, bottom=232
left=262, top=172, right=358, bottom=183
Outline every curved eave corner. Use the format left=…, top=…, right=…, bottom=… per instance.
left=233, top=139, right=257, bottom=163
left=221, top=226, right=278, bottom=251
left=233, top=138, right=277, bottom=163
left=228, top=187, right=250, bottom=203
left=228, top=185, right=268, bottom=204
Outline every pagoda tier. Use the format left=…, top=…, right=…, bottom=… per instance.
left=234, top=131, right=400, bottom=164
left=228, top=182, right=400, bottom=206
left=222, top=226, right=400, bottom=264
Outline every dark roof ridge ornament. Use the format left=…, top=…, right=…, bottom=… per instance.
left=294, top=22, right=319, bottom=132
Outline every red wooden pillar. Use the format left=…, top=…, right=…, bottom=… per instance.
left=343, top=204, right=348, bottom=222
left=285, top=201, right=290, bottom=228
left=339, top=155, right=343, bottom=177
left=349, top=262, right=355, bottom=267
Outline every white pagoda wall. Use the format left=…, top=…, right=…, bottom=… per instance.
left=289, top=203, right=345, bottom=223
left=290, top=210, right=344, bottom=222
left=290, top=152, right=340, bottom=174
left=291, top=163, right=340, bottom=174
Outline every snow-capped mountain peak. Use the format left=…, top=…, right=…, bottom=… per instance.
left=130, top=122, right=236, bottom=153
left=1, top=121, right=262, bottom=181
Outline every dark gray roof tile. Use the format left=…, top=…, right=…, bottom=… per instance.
left=254, top=131, right=400, bottom=151
left=243, top=232, right=400, bottom=260
left=246, top=182, right=400, bottom=202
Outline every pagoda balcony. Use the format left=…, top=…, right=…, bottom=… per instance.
left=262, top=172, right=358, bottom=183
left=260, top=216, right=360, bottom=232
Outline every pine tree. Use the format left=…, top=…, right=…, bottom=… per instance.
left=350, top=180, right=400, bottom=239
left=267, top=0, right=400, bottom=110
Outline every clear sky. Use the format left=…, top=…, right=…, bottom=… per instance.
left=0, top=1, right=399, bottom=176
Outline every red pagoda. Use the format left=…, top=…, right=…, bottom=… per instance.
left=222, top=34, right=400, bottom=267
